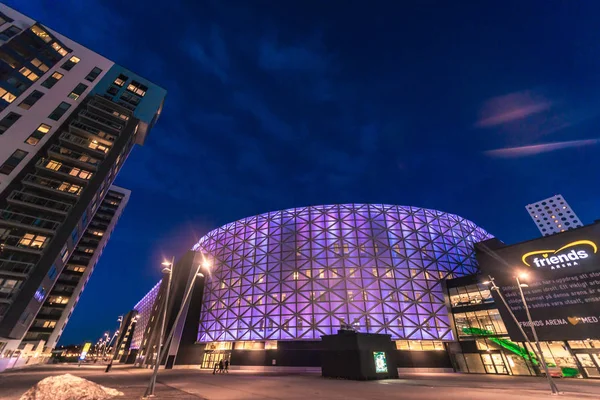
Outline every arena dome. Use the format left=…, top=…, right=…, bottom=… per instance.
left=192, top=204, right=492, bottom=343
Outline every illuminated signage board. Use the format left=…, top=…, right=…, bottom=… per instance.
left=373, top=352, right=388, bottom=373
left=79, top=342, right=91, bottom=360
left=477, top=223, right=600, bottom=341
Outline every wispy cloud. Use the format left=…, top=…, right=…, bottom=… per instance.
left=475, top=90, right=552, bottom=128
left=484, top=139, right=600, bottom=158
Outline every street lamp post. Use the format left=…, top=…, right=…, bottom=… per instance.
left=143, top=256, right=175, bottom=398
left=516, top=273, right=560, bottom=395
left=142, top=255, right=210, bottom=399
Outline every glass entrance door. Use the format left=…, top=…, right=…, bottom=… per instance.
left=576, top=353, right=600, bottom=378
left=481, top=353, right=509, bottom=374
left=201, top=351, right=231, bottom=369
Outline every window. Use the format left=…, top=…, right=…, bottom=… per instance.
left=0, top=149, right=27, bottom=175
left=48, top=101, right=71, bottom=120
left=120, top=92, right=140, bottom=106
left=0, top=26, right=22, bottom=41
left=51, top=42, right=68, bottom=56
left=41, top=72, right=63, bottom=89
left=61, top=56, right=80, bottom=71
left=68, top=83, right=88, bottom=100
left=126, top=80, right=148, bottom=97
left=60, top=245, right=69, bottom=263
left=30, top=58, right=49, bottom=73
left=71, top=228, right=78, bottom=244
left=44, top=159, right=61, bottom=171
left=48, top=265, right=57, bottom=280
left=25, top=123, right=51, bottom=145
left=18, top=233, right=47, bottom=249
left=30, top=25, right=51, bottom=43
left=42, top=320, right=56, bottom=328
left=81, top=210, right=88, bottom=226
left=113, top=74, right=128, bottom=87
left=85, top=67, right=102, bottom=82
left=0, top=112, right=21, bottom=134
left=0, top=87, right=16, bottom=104
left=18, top=90, right=44, bottom=110
left=0, top=13, right=13, bottom=28
left=18, top=66, right=39, bottom=82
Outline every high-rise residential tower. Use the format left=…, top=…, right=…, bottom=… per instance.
left=525, top=194, right=582, bottom=236
left=0, top=4, right=166, bottom=363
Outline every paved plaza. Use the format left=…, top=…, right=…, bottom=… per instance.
left=3, top=365, right=600, bottom=400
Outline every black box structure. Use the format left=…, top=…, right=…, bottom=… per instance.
left=321, top=331, right=399, bottom=380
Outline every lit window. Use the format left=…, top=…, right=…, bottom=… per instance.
left=19, top=66, right=39, bottom=81
left=42, top=320, right=56, bottom=328
left=0, top=87, right=16, bottom=103
left=45, top=160, right=62, bottom=171
left=41, top=72, right=63, bottom=89
left=18, top=233, right=35, bottom=247
left=51, top=42, right=68, bottom=56
left=30, top=25, right=51, bottom=42
left=25, top=124, right=50, bottom=145
left=61, top=56, right=80, bottom=71
left=30, top=58, right=49, bottom=72
left=113, top=74, right=128, bottom=87
left=68, top=83, right=88, bottom=100
left=126, top=80, right=148, bottom=97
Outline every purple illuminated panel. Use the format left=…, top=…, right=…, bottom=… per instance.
left=192, top=204, right=492, bottom=343
left=131, top=280, right=161, bottom=350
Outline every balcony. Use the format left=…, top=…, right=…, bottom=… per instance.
left=35, top=158, right=93, bottom=184
left=0, top=234, right=46, bottom=255
left=78, top=110, right=124, bottom=134
left=69, top=120, right=116, bottom=146
left=0, top=209, right=60, bottom=234
left=22, top=174, right=82, bottom=199
left=0, top=258, right=35, bottom=278
left=88, top=99, right=131, bottom=123
left=59, top=132, right=111, bottom=158
left=57, top=274, right=81, bottom=285
left=7, top=190, right=72, bottom=216
left=47, top=145, right=101, bottom=171
left=70, top=254, right=91, bottom=264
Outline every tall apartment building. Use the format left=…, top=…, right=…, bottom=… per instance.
left=525, top=194, right=582, bottom=236
left=0, top=4, right=166, bottom=361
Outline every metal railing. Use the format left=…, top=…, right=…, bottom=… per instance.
left=79, top=109, right=124, bottom=132
left=0, top=258, right=35, bottom=276
left=59, top=132, right=110, bottom=156
left=0, top=209, right=60, bottom=232
left=69, top=120, right=117, bottom=143
left=22, top=174, right=82, bottom=197
left=8, top=190, right=72, bottom=214
left=48, top=145, right=101, bottom=169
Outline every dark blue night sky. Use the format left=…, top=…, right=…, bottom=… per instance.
left=8, top=1, right=600, bottom=344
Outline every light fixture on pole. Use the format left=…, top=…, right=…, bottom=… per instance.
left=143, top=256, right=175, bottom=398
left=515, top=272, right=560, bottom=395
left=143, top=254, right=211, bottom=399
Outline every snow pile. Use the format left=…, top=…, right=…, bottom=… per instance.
left=20, top=373, right=123, bottom=400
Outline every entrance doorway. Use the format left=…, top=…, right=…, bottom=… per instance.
left=481, top=353, right=509, bottom=374
left=201, top=350, right=231, bottom=369
left=575, top=353, right=600, bottom=378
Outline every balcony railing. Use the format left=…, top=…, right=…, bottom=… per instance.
left=59, top=132, right=111, bottom=158
left=7, top=190, right=72, bottom=215
left=78, top=110, right=124, bottom=133
left=35, top=159, right=94, bottom=184
left=69, top=120, right=116, bottom=145
left=0, top=209, right=60, bottom=233
left=88, top=99, right=131, bottom=122
left=47, top=145, right=101, bottom=170
left=22, top=174, right=82, bottom=199
left=0, top=258, right=35, bottom=277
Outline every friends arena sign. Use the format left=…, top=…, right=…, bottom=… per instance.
left=477, top=223, right=600, bottom=341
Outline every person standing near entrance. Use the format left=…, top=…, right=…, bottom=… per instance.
left=224, top=359, right=229, bottom=373
left=213, top=361, right=218, bottom=375
left=218, top=359, right=224, bottom=373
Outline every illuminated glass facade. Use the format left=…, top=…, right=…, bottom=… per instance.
left=193, top=204, right=492, bottom=343
left=131, top=280, right=161, bottom=350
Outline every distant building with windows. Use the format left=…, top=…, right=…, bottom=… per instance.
left=525, top=195, right=582, bottom=236
left=0, top=4, right=166, bottom=370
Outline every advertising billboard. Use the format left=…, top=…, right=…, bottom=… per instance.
left=476, top=223, right=600, bottom=341
left=373, top=352, right=388, bottom=373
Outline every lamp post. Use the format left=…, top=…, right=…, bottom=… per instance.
left=516, top=272, right=560, bottom=395
left=143, top=256, right=175, bottom=398
left=143, top=254, right=210, bottom=399
left=483, top=276, right=542, bottom=369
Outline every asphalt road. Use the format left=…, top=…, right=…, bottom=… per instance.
left=2, top=364, right=600, bottom=400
